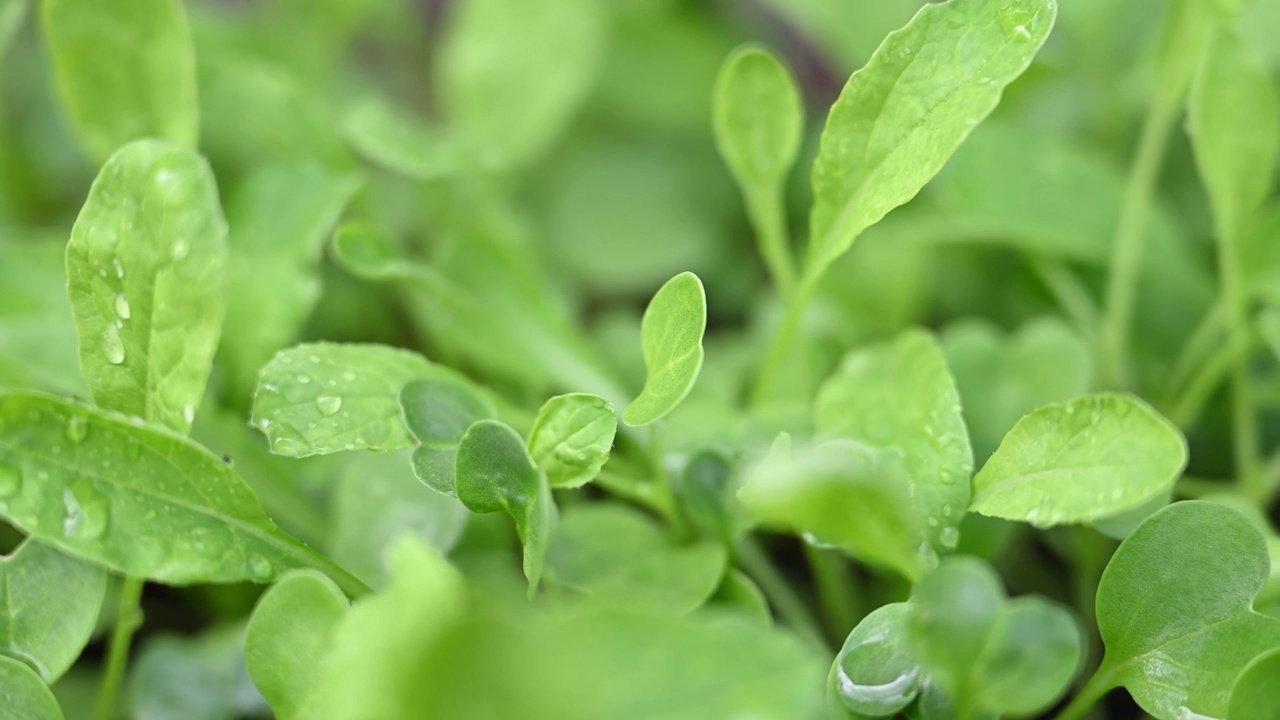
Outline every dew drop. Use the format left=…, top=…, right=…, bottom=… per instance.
left=939, top=526, right=960, bottom=549
left=66, top=414, right=89, bottom=444
left=342, top=370, right=356, bottom=382
left=114, top=293, right=131, bottom=320
left=926, top=516, right=939, bottom=528
left=248, top=554, right=274, bottom=581
left=297, top=375, right=311, bottom=385
left=183, top=404, right=195, bottom=425
left=316, top=395, right=343, bottom=416
left=171, top=238, right=190, bottom=260
left=837, top=665, right=921, bottom=716
left=63, top=478, right=109, bottom=540
left=1109, top=487, right=1123, bottom=501
left=112, top=257, right=125, bottom=279
left=103, top=326, right=126, bottom=365
left=0, top=463, right=22, bottom=497
left=308, top=354, right=320, bottom=364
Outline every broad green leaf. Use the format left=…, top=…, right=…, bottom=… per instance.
left=399, top=376, right=496, bottom=496
left=455, top=419, right=556, bottom=591
left=329, top=450, right=469, bottom=590
left=0, top=239, right=86, bottom=397
left=970, top=393, right=1188, bottom=526
left=330, top=222, right=421, bottom=282
left=623, top=272, right=707, bottom=427
left=971, top=598, right=1082, bottom=715
left=0, top=391, right=323, bottom=585
left=1091, top=487, right=1175, bottom=540
left=1094, top=501, right=1280, bottom=719
left=1229, top=648, right=1280, bottom=720
left=829, top=603, right=922, bottom=717
left=940, top=317, right=1092, bottom=460
left=65, top=140, right=228, bottom=435
left=738, top=439, right=928, bottom=581
left=806, top=0, right=1056, bottom=277
left=252, top=343, right=437, bottom=457
left=546, top=504, right=726, bottom=615
left=341, top=96, right=464, bottom=181
left=909, top=557, right=1003, bottom=710
left=218, top=163, right=362, bottom=397
left=0, top=539, right=107, bottom=683
left=300, top=538, right=466, bottom=720
left=438, top=0, right=604, bottom=169
left=128, top=625, right=263, bottom=720
left=0, top=655, right=62, bottom=720
left=680, top=450, right=736, bottom=542
left=246, top=571, right=349, bottom=720
left=42, top=0, right=197, bottom=161
left=1188, top=28, right=1279, bottom=243
left=814, top=329, right=972, bottom=552
left=527, top=393, right=617, bottom=489
left=712, top=45, right=802, bottom=292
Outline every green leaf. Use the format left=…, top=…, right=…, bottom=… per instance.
left=299, top=538, right=466, bottom=720
left=42, top=0, right=197, bottom=161
left=341, top=96, right=463, bottom=181
left=329, top=449, right=469, bottom=590
left=971, top=597, right=1082, bottom=715
left=1188, top=27, right=1279, bottom=243
left=0, top=539, right=107, bottom=683
left=1229, top=648, right=1280, bottom=720
left=438, top=0, right=604, bottom=170
left=0, top=239, right=87, bottom=397
left=455, top=419, right=556, bottom=592
left=680, top=450, right=736, bottom=542
left=399, top=376, right=496, bottom=496
left=623, top=272, right=707, bottom=427
left=218, top=163, right=362, bottom=397
left=246, top=571, right=349, bottom=720
left=527, top=393, right=617, bottom=489
left=546, top=504, right=726, bottom=615
left=806, top=0, right=1056, bottom=277
left=0, top=390, right=324, bottom=586
left=128, top=625, right=262, bottom=720
left=814, top=329, right=972, bottom=552
left=829, top=603, right=922, bottom=717
left=712, top=45, right=802, bottom=292
left=1094, top=501, right=1280, bottom=719
left=970, top=393, right=1188, bottom=526
left=0, top=655, right=63, bottom=720
left=738, top=439, right=928, bottom=581
left=65, top=140, right=228, bottom=435
left=252, top=343, right=437, bottom=457
left=909, top=557, right=1003, bottom=709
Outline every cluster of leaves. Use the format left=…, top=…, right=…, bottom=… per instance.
left=0, top=0, right=1279, bottom=718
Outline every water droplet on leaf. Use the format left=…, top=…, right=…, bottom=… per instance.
left=939, top=526, right=960, bottom=549
left=114, top=293, right=131, bottom=320
left=66, top=414, right=88, bottom=444
left=112, top=257, right=125, bottom=279
left=316, top=395, right=343, bottom=416
left=63, top=478, right=109, bottom=540
left=103, top=326, right=126, bottom=364
left=248, top=554, right=274, bottom=581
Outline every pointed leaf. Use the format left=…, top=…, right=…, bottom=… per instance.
left=623, top=272, right=707, bottom=427
left=65, top=140, right=228, bottom=434
left=527, top=393, right=617, bottom=488
left=399, top=376, right=495, bottom=496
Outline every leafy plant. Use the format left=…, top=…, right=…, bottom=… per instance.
left=0, top=0, right=1279, bottom=718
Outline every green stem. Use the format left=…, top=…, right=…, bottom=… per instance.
left=1030, top=257, right=1099, bottom=342
left=1168, top=326, right=1253, bottom=429
left=751, top=271, right=820, bottom=407
left=1069, top=529, right=1113, bottom=683
left=295, top=544, right=373, bottom=599
left=648, top=429, right=688, bottom=538
left=1217, top=235, right=1263, bottom=502
left=748, top=189, right=797, bottom=299
left=1099, top=0, right=1209, bottom=389
left=1056, top=667, right=1116, bottom=720
left=595, top=469, right=678, bottom=525
left=803, top=543, right=860, bottom=639
left=94, top=576, right=145, bottom=720
left=1175, top=475, right=1231, bottom=499
left=735, top=535, right=828, bottom=651
left=1163, top=300, right=1226, bottom=405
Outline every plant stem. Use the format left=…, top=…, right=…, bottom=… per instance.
left=1168, top=326, right=1253, bottom=429
left=1030, top=257, right=1099, bottom=342
left=1163, top=300, right=1226, bottom=404
left=1217, top=231, right=1263, bottom=502
left=1055, top=667, right=1116, bottom=720
left=735, top=535, right=828, bottom=650
left=1099, top=0, right=1208, bottom=389
left=648, top=429, right=688, bottom=538
left=94, top=576, right=145, bottom=720
left=748, top=189, right=797, bottom=299
left=751, top=271, right=820, bottom=407
left=803, top=543, right=860, bottom=638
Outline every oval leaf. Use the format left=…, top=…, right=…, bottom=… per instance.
left=527, top=393, right=617, bottom=488
left=970, top=393, right=1187, bottom=526
left=253, top=343, right=437, bottom=457
left=1228, top=648, right=1280, bottom=720
left=829, top=603, right=922, bottom=717
left=623, top=272, right=707, bottom=427
left=0, top=655, right=62, bottom=720
left=66, top=139, right=228, bottom=435
left=42, top=0, right=197, bottom=161
left=400, top=376, right=496, bottom=496
left=806, top=0, right=1056, bottom=275
left=0, top=390, right=322, bottom=585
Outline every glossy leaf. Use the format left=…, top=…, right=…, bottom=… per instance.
left=42, top=0, right=197, bottom=161
left=65, top=140, right=228, bottom=435
left=0, top=391, right=321, bottom=585
left=829, top=603, right=922, bottom=717
left=0, top=540, right=107, bottom=683
left=970, top=393, right=1187, bottom=526
left=253, top=343, right=437, bottom=457
left=1094, top=501, right=1280, bottom=719
left=814, top=329, right=972, bottom=552
left=527, top=393, right=617, bottom=488
left=971, top=597, right=1082, bottom=714
left=1228, top=648, right=1280, bottom=720
left=1188, top=28, right=1279, bottom=243
left=546, top=504, right=726, bottom=615
left=400, top=376, right=496, bottom=496
left=738, top=439, right=928, bottom=581
left=219, top=163, right=362, bottom=396
left=455, top=419, right=556, bottom=591
left=0, top=655, right=62, bottom=720
left=246, top=571, right=349, bottom=720
left=438, top=0, right=604, bottom=169
left=623, top=272, right=707, bottom=427
left=806, top=0, right=1056, bottom=276
left=909, top=557, right=1004, bottom=708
